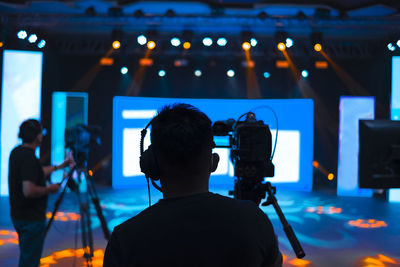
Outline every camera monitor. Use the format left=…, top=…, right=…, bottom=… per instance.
left=359, top=120, right=400, bottom=188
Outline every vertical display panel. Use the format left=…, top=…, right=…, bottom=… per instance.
left=337, top=96, right=374, bottom=197
left=113, top=97, right=314, bottom=191
left=51, top=92, right=88, bottom=183
left=389, top=56, right=400, bottom=202
left=0, top=50, right=43, bottom=196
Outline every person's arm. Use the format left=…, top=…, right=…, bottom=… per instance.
left=42, top=158, right=73, bottom=177
left=22, top=181, right=60, bottom=198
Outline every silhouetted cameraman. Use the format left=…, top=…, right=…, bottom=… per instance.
left=8, top=119, right=71, bottom=267
left=104, top=104, right=282, bottom=267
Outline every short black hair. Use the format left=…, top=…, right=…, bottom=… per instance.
left=18, top=119, right=42, bottom=143
left=150, top=103, right=212, bottom=169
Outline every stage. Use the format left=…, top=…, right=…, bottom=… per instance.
left=0, top=186, right=399, bottom=267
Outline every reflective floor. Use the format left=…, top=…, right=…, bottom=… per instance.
left=1, top=186, right=399, bottom=267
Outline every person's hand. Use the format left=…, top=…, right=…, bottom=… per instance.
left=46, top=184, right=60, bottom=194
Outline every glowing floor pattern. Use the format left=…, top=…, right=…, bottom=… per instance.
left=0, top=187, right=399, bottom=267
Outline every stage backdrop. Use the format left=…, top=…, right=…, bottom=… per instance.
left=113, top=97, right=314, bottom=191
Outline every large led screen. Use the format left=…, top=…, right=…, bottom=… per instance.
left=1, top=50, right=43, bottom=196
left=113, top=97, right=314, bottom=191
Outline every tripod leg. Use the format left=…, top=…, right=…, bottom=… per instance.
left=45, top=179, right=69, bottom=236
left=87, top=175, right=110, bottom=240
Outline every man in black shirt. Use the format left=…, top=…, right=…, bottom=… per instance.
left=104, top=104, right=282, bottom=267
left=9, top=119, right=71, bottom=267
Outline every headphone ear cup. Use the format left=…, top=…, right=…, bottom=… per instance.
left=140, top=145, right=160, bottom=181
left=210, top=153, right=219, bottom=173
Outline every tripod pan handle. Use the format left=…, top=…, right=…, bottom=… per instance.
left=283, top=224, right=305, bottom=259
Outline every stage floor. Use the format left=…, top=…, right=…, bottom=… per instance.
left=0, top=186, right=399, bottom=267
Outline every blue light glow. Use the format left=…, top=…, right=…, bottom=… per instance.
left=286, top=38, right=294, bottom=48
left=250, top=38, right=257, bottom=47
left=263, top=72, right=270, bottom=78
left=37, top=40, right=46, bottom=48
left=217, top=37, right=227, bottom=46
left=113, top=97, right=314, bottom=191
left=227, top=69, right=235, bottom=77
left=388, top=43, right=396, bottom=51
left=137, top=35, right=147, bottom=45
left=390, top=56, right=400, bottom=202
left=120, top=67, right=128, bottom=75
left=301, top=70, right=309, bottom=78
left=17, top=30, right=27, bottom=39
left=1, top=50, right=43, bottom=196
left=337, top=97, right=374, bottom=197
left=170, top=37, right=181, bottom=47
left=158, top=70, right=166, bottom=77
left=202, top=37, right=213, bottom=46
left=28, top=34, right=38, bottom=43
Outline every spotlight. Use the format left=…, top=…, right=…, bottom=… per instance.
left=314, top=43, right=322, bottom=52
left=37, top=40, right=46, bottom=49
left=301, top=70, right=309, bottom=78
left=286, top=38, right=293, bottom=48
left=203, top=37, right=213, bottom=46
left=170, top=37, right=181, bottom=47
left=158, top=70, right=166, bottom=77
left=242, top=42, right=251, bottom=51
left=17, top=30, right=27, bottom=39
left=328, top=173, right=334, bottom=180
left=147, top=41, right=156, bottom=50
left=250, top=38, right=258, bottom=47
left=217, top=37, right=227, bottom=46
left=183, top=41, right=191, bottom=49
left=263, top=72, right=270, bottom=78
left=28, top=34, right=38, bottom=43
left=388, top=43, right=396, bottom=51
left=194, top=70, right=202, bottom=77
left=120, top=67, right=128, bottom=75
left=277, top=42, right=286, bottom=51
left=397, top=40, right=400, bottom=48
left=137, top=35, right=147, bottom=45
left=227, top=70, right=235, bottom=77
left=112, top=40, right=121, bottom=49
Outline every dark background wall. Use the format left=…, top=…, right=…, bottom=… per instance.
left=38, top=48, right=392, bottom=190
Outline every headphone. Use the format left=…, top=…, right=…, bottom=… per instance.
left=139, top=118, right=163, bottom=192
left=139, top=118, right=220, bottom=194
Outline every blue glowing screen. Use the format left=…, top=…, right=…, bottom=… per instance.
left=1, top=50, right=43, bottom=196
left=113, top=97, right=314, bottom=191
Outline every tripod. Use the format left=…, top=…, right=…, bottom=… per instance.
left=45, top=165, right=110, bottom=266
left=231, top=177, right=305, bottom=259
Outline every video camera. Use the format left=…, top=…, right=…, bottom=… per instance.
left=65, top=124, right=101, bottom=168
left=212, top=111, right=275, bottom=204
left=213, top=111, right=275, bottom=178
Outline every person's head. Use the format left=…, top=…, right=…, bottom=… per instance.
left=150, top=103, right=219, bottom=188
left=18, top=119, right=43, bottom=147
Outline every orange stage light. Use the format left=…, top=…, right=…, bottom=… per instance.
left=100, top=57, right=114, bottom=66
left=112, top=40, right=121, bottom=49
left=314, top=43, right=322, bottom=52
left=139, top=58, right=154, bottom=66
left=147, top=41, right=156, bottom=50
left=277, top=42, right=286, bottom=51
left=275, top=60, right=289, bottom=68
left=88, top=170, right=93, bottom=176
left=0, top=42, right=3, bottom=48
left=183, top=41, right=191, bottom=50
left=315, top=61, right=328, bottom=69
left=328, top=173, right=334, bottom=180
left=242, top=42, right=251, bottom=51
left=312, top=161, right=319, bottom=168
